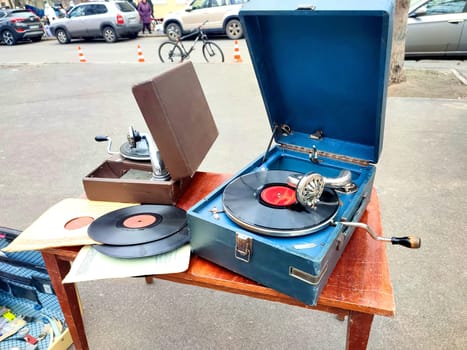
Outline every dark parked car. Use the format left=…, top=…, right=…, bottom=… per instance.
left=49, top=1, right=142, bottom=44
left=406, top=0, right=467, bottom=57
left=0, top=9, right=44, bottom=46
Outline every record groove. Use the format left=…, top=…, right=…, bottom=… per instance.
left=222, top=170, right=339, bottom=237
left=93, top=227, right=190, bottom=259
left=88, top=205, right=186, bottom=245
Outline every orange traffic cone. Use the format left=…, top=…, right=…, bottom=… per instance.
left=233, top=40, right=242, bottom=63
left=77, top=46, right=86, bottom=63
left=137, top=44, right=145, bottom=63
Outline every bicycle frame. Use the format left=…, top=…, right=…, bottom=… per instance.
left=160, top=20, right=224, bottom=63
left=174, top=26, right=210, bottom=60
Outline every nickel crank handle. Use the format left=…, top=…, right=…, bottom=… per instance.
left=94, top=135, right=109, bottom=142
left=338, top=221, right=421, bottom=249
left=94, top=135, right=119, bottom=155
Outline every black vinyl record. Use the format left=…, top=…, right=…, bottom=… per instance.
left=88, top=205, right=186, bottom=245
left=93, top=227, right=190, bottom=259
left=120, top=142, right=150, bottom=161
left=222, top=170, right=339, bottom=237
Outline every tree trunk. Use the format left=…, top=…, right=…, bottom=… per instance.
left=390, top=0, right=411, bottom=85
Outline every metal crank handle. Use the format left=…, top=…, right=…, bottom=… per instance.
left=339, top=222, right=421, bottom=249
left=94, top=135, right=119, bottom=155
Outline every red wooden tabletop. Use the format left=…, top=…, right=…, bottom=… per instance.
left=41, top=171, right=394, bottom=350
left=45, top=172, right=394, bottom=317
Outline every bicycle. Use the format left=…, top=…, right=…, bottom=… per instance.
left=158, top=21, right=224, bottom=63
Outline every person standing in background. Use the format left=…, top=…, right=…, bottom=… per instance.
left=138, top=0, right=152, bottom=34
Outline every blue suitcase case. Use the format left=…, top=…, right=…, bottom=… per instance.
left=0, top=227, right=70, bottom=350
left=189, top=0, right=393, bottom=305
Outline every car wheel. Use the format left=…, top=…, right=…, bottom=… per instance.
left=102, top=26, right=117, bottom=43
left=56, top=29, right=70, bottom=44
left=166, top=22, right=181, bottom=41
left=225, top=19, right=243, bottom=40
left=2, top=30, right=16, bottom=46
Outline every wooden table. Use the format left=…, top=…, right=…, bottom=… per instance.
left=41, top=172, right=395, bottom=350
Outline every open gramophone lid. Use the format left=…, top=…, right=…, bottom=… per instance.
left=132, top=62, right=218, bottom=180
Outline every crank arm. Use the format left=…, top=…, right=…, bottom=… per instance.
left=338, top=221, right=421, bottom=249
left=94, top=135, right=119, bottom=155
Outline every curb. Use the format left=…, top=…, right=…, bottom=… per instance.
left=451, top=69, right=467, bottom=85
left=42, top=32, right=166, bottom=41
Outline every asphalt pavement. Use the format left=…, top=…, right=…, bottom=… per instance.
left=0, top=44, right=466, bottom=349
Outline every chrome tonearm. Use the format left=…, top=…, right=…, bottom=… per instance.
left=127, top=126, right=170, bottom=181
left=287, top=170, right=356, bottom=208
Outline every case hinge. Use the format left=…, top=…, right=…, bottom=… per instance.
left=279, top=143, right=370, bottom=167
left=235, top=233, right=252, bottom=263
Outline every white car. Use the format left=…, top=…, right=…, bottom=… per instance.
left=163, top=0, right=249, bottom=41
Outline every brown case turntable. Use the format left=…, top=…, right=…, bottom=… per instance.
left=83, top=61, right=218, bottom=204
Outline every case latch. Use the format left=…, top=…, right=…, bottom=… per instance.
left=235, top=233, right=252, bottom=262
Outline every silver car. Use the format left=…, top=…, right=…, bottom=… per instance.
left=406, top=0, right=467, bottom=56
left=163, top=0, right=249, bottom=41
left=50, top=1, right=142, bottom=44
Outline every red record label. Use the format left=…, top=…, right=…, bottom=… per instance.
left=64, top=216, right=94, bottom=230
left=123, top=214, right=157, bottom=229
left=260, top=185, right=297, bottom=207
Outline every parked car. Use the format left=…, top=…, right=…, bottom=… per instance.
left=163, top=0, right=249, bottom=41
left=0, top=9, right=44, bottom=46
left=49, top=1, right=142, bottom=44
left=406, top=0, right=467, bottom=57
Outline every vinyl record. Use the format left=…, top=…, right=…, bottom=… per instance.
left=93, top=226, right=190, bottom=259
left=88, top=205, right=186, bottom=245
left=120, top=142, right=150, bottom=161
left=222, top=170, right=339, bottom=237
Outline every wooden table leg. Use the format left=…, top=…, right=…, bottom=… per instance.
left=346, top=311, right=374, bottom=350
left=42, top=252, right=89, bottom=350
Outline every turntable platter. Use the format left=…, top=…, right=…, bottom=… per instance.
left=120, top=142, right=150, bottom=161
left=222, top=170, right=339, bottom=237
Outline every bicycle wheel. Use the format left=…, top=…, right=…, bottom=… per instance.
left=202, top=41, right=224, bottom=63
left=158, top=42, right=183, bottom=63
